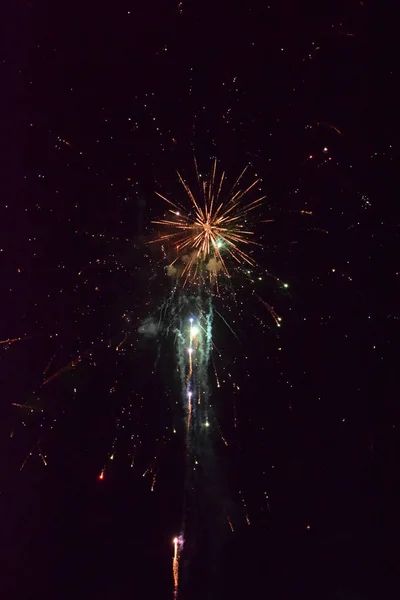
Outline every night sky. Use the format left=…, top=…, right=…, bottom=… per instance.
left=1, top=2, right=399, bottom=599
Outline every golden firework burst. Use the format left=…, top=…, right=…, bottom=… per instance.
left=151, top=158, right=266, bottom=285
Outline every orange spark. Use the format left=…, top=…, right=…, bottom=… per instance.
left=116, top=334, right=127, bottom=351
left=227, top=516, right=234, bottom=532
left=43, top=355, right=82, bottom=386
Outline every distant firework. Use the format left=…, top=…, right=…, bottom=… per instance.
left=151, top=158, right=265, bottom=286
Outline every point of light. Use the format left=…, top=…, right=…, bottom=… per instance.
left=189, top=317, right=193, bottom=323
left=173, top=537, right=178, bottom=544
left=190, top=325, right=199, bottom=337
left=187, top=391, right=192, bottom=399
left=205, top=421, right=210, bottom=427
left=187, top=347, right=193, bottom=354
left=283, top=282, right=289, bottom=288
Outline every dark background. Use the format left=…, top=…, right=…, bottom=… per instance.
left=1, top=1, right=399, bottom=598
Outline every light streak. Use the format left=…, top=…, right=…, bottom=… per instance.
left=254, top=293, right=282, bottom=327
left=227, top=516, right=234, bottom=532
left=187, top=395, right=192, bottom=432
left=43, top=354, right=56, bottom=375
left=43, top=355, right=82, bottom=386
left=38, top=446, right=48, bottom=466
left=0, top=336, right=30, bottom=348
left=239, top=490, right=251, bottom=526
left=172, top=537, right=180, bottom=599
left=116, top=334, right=127, bottom=351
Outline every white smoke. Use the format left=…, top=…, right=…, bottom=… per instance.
left=138, top=317, right=160, bottom=338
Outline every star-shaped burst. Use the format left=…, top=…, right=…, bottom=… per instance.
left=151, top=158, right=266, bottom=285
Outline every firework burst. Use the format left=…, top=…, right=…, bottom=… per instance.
left=151, top=158, right=266, bottom=286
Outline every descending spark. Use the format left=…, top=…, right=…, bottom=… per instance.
left=43, top=355, right=82, bottom=386
left=227, top=516, right=234, bottom=532
left=20, top=441, right=39, bottom=471
left=0, top=336, right=30, bottom=348
left=38, top=445, right=48, bottom=466
left=213, top=360, right=221, bottom=388
left=151, top=472, right=157, bottom=492
left=116, top=334, right=127, bottom=352
left=43, top=354, right=56, bottom=375
left=12, top=402, right=41, bottom=412
left=151, top=158, right=265, bottom=285
left=172, top=537, right=180, bottom=599
left=254, top=293, right=282, bottom=327
left=98, top=468, right=105, bottom=480
left=215, top=419, right=228, bottom=447
left=320, top=121, right=343, bottom=135
left=187, top=394, right=192, bottom=432
left=239, top=490, right=251, bottom=526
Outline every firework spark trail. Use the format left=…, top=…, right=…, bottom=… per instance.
left=227, top=516, right=234, bottom=532
left=254, top=293, right=282, bottom=327
left=115, top=334, right=127, bottom=351
left=172, top=536, right=184, bottom=599
left=43, top=354, right=56, bottom=375
left=42, top=355, right=82, bottom=386
left=239, top=490, right=251, bottom=526
left=0, top=336, right=30, bottom=349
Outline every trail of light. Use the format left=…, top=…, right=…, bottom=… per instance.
left=43, top=354, right=56, bottom=375
left=239, top=490, right=251, bottom=526
left=12, top=402, right=41, bottom=412
left=20, top=440, right=40, bottom=471
left=254, top=293, right=282, bottom=327
left=172, top=537, right=180, bottom=599
left=38, top=445, right=48, bottom=466
left=214, top=308, right=239, bottom=340
left=212, top=358, right=221, bottom=388
left=227, top=516, right=234, bottom=532
left=151, top=472, right=157, bottom=492
left=43, top=355, right=82, bottom=386
left=215, top=419, right=228, bottom=447
left=115, top=334, right=127, bottom=351
left=98, top=468, right=105, bottom=480
left=187, top=395, right=192, bottom=432
left=0, top=336, right=30, bottom=349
